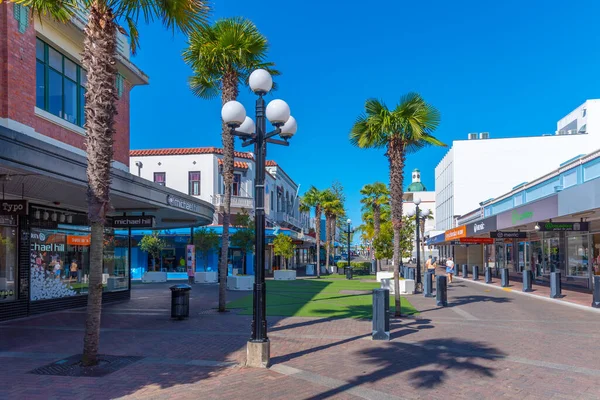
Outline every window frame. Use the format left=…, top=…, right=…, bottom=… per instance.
left=154, top=172, right=166, bottom=186
left=36, top=38, right=86, bottom=127
left=232, top=173, right=242, bottom=196
left=188, top=171, right=201, bottom=196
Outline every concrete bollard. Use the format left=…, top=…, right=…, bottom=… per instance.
left=462, top=264, right=468, bottom=278
left=424, top=271, right=434, bottom=298
left=522, top=270, right=533, bottom=292
left=372, top=289, right=390, bottom=340
left=501, top=268, right=509, bottom=287
left=550, top=272, right=562, bottom=298
left=472, top=265, right=479, bottom=281
left=592, top=276, right=600, bottom=308
left=485, top=267, right=492, bottom=283
left=436, top=275, right=448, bottom=307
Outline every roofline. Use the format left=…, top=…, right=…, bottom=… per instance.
left=130, top=147, right=254, bottom=160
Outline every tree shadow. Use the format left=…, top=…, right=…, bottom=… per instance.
left=418, top=294, right=513, bottom=314
left=303, top=338, right=505, bottom=399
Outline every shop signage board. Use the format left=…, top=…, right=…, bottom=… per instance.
left=497, top=195, right=558, bottom=229
left=186, top=245, right=195, bottom=270
left=167, top=194, right=202, bottom=213
left=426, top=233, right=446, bottom=246
left=0, top=215, right=16, bottom=225
left=67, top=235, right=91, bottom=246
left=0, top=199, right=28, bottom=216
left=111, top=215, right=155, bottom=228
left=490, top=231, right=527, bottom=239
left=538, top=222, right=589, bottom=232
left=445, top=226, right=466, bottom=241
left=466, top=216, right=497, bottom=236
left=459, top=237, right=494, bottom=245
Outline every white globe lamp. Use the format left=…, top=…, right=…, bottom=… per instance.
left=249, top=69, right=273, bottom=94
left=422, top=208, right=431, bottom=217
left=347, top=218, right=352, bottom=225
left=414, top=197, right=422, bottom=206
left=238, top=117, right=255, bottom=134
left=221, top=101, right=246, bottom=127
left=266, top=99, right=290, bottom=126
left=280, top=116, right=297, bottom=138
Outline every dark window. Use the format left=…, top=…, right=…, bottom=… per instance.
left=271, top=191, right=274, bottom=211
left=189, top=171, right=200, bottom=196
left=35, top=38, right=86, bottom=127
left=154, top=172, right=166, bottom=186
left=232, top=173, right=242, bottom=196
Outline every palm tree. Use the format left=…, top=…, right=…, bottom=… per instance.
left=350, top=94, right=444, bottom=316
left=360, top=182, right=389, bottom=271
left=300, top=186, right=325, bottom=278
left=322, top=189, right=343, bottom=272
left=183, top=17, right=278, bottom=312
left=11, top=0, right=208, bottom=367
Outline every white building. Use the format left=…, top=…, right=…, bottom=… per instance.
left=435, top=100, right=600, bottom=232
left=403, top=169, right=437, bottom=260
left=129, top=147, right=309, bottom=232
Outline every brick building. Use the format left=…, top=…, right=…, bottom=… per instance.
left=0, top=3, right=214, bottom=321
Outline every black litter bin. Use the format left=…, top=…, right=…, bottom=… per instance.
left=345, top=266, right=353, bottom=280
left=170, top=284, right=192, bottom=320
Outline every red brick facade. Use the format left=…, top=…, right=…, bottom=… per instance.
left=0, top=3, right=131, bottom=166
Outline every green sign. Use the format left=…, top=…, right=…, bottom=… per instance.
left=539, top=222, right=589, bottom=232
left=511, top=210, right=533, bottom=225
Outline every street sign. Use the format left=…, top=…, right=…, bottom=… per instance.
left=538, top=222, right=589, bottom=232
left=490, top=231, right=527, bottom=239
left=111, top=215, right=155, bottom=228
left=0, top=199, right=27, bottom=216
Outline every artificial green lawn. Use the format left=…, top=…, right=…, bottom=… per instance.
left=227, top=276, right=418, bottom=319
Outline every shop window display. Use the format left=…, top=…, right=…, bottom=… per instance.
left=0, top=225, right=17, bottom=302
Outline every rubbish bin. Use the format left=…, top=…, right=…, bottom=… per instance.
left=170, top=284, right=192, bottom=320
left=345, top=266, right=353, bottom=280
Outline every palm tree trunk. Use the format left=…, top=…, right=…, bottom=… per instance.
left=80, top=4, right=117, bottom=367
left=315, top=207, right=321, bottom=278
left=373, top=204, right=381, bottom=272
left=218, top=69, right=239, bottom=312
left=388, top=139, right=406, bottom=317
left=325, top=214, right=331, bottom=271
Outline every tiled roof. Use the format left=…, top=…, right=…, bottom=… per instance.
left=130, top=147, right=254, bottom=160
left=265, top=160, right=277, bottom=167
left=218, top=159, right=249, bottom=169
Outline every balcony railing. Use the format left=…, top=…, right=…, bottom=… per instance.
left=276, top=212, right=304, bottom=229
left=71, top=4, right=130, bottom=60
left=212, top=194, right=253, bottom=209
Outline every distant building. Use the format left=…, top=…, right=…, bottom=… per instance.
left=403, top=169, right=437, bottom=260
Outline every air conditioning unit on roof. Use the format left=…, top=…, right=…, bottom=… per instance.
left=467, top=133, right=478, bottom=140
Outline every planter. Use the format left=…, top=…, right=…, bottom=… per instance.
left=142, top=271, right=168, bottom=283
left=274, top=270, right=296, bottom=281
left=380, top=278, right=415, bottom=294
left=227, top=275, right=254, bottom=291
left=376, top=272, right=394, bottom=282
left=196, top=271, right=218, bottom=283
left=329, top=266, right=338, bottom=274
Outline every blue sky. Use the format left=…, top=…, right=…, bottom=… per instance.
left=129, top=0, right=600, bottom=231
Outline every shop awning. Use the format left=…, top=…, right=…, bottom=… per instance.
left=0, top=126, right=214, bottom=229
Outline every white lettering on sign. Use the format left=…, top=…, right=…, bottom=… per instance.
left=474, top=222, right=485, bottom=233
left=2, top=202, right=24, bottom=213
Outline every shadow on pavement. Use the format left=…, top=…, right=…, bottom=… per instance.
left=417, top=294, right=513, bottom=314
left=304, top=338, right=505, bottom=399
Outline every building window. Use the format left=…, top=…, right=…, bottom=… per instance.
left=154, top=172, right=166, bottom=186
left=232, top=173, right=242, bottom=196
left=189, top=171, right=200, bottom=196
left=271, top=192, right=274, bottom=211
left=36, top=38, right=86, bottom=127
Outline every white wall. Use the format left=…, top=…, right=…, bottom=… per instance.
left=435, top=147, right=454, bottom=231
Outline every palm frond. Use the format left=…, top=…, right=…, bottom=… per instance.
left=12, top=0, right=75, bottom=22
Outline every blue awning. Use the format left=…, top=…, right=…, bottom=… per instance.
left=426, top=233, right=446, bottom=246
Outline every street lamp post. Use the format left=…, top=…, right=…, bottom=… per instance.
left=346, top=218, right=355, bottom=279
left=221, top=69, right=297, bottom=368
left=407, top=198, right=430, bottom=291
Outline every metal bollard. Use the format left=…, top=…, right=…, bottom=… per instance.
left=592, top=276, right=600, bottom=308
left=436, top=275, right=447, bottom=306
left=372, top=289, right=390, bottom=340
left=472, top=265, right=479, bottom=281
left=408, top=267, right=416, bottom=281
left=401, top=265, right=406, bottom=278
left=485, top=266, right=492, bottom=283
left=462, top=264, right=468, bottom=278
left=424, top=271, right=434, bottom=298
left=371, top=259, right=376, bottom=275
left=550, top=272, right=562, bottom=298
left=501, top=268, right=509, bottom=287
left=522, top=270, right=533, bottom=292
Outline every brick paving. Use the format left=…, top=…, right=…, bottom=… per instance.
left=1, top=279, right=600, bottom=399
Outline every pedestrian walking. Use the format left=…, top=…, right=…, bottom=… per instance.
left=446, top=257, right=455, bottom=283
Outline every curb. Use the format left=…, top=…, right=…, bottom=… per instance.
left=454, top=276, right=600, bottom=315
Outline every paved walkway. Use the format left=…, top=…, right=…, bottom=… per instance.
left=1, top=280, right=600, bottom=399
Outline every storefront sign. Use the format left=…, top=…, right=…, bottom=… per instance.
left=0, top=199, right=27, bottom=216
left=538, top=222, right=589, bottom=232
left=497, top=196, right=558, bottom=229
left=426, top=233, right=446, bottom=246
left=459, top=237, right=494, bottom=244
left=0, top=215, right=16, bottom=225
left=490, top=231, right=527, bottom=239
left=111, top=215, right=155, bottom=228
left=186, top=245, right=195, bottom=270
left=466, top=216, right=497, bottom=236
left=67, top=235, right=91, bottom=246
left=445, top=226, right=466, bottom=241
left=167, top=194, right=202, bottom=213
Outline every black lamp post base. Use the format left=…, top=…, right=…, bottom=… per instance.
left=246, top=339, right=270, bottom=368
